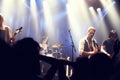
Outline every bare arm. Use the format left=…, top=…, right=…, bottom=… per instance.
left=101, top=45, right=111, bottom=57
left=82, top=50, right=98, bottom=55
left=7, top=26, right=16, bottom=43
left=7, top=27, right=13, bottom=39
left=79, top=39, right=98, bottom=55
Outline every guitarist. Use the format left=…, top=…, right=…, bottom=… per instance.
left=0, top=13, right=15, bottom=44
left=101, top=30, right=118, bottom=59
left=9, top=27, right=23, bottom=45
left=79, top=27, right=99, bottom=59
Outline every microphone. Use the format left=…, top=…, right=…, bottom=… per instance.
left=15, top=27, right=23, bottom=34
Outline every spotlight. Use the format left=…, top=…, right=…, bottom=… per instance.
left=97, top=8, right=101, bottom=12
left=89, top=6, right=93, bottom=10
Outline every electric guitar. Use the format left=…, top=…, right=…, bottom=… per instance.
left=10, top=27, right=23, bottom=45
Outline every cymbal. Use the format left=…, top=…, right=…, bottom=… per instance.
left=52, top=43, right=64, bottom=48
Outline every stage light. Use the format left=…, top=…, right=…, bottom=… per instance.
left=101, top=0, right=119, bottom=30
left=97, top=8, right=101, bottom=12
left=43, top=0, right=57, bottom=45
left=89, top=6, right=94, bottom=10
left=66, top=0, right=93, bottom=57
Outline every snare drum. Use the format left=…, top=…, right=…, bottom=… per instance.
left=45, top=48, right=54, bottom=57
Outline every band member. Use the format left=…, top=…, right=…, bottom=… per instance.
left=39, top=36, right=48, bottom=55
left=0, top=13, right=15, bottom=43
left=101, top=30, right=118, bottom=58
left=79, top=26, right=99, bottom=58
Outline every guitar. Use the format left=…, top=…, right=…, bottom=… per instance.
left=10, top=27, right=23, bottom=44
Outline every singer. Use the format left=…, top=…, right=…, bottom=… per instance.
left=0, top=13, right=15, bottom=43
left=79, top=26, right=99, bottom=58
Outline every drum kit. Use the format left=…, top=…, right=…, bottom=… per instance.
left=40, top=43, right=64, bottom=59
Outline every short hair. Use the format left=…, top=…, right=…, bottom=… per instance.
left=0, top=13, right=4, bottom=21
left=108, top=30, right=117, bottom=38
left=87, top=26, right=96, bottom=32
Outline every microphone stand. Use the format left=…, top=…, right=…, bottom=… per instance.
left=68, top=29, right=76, bottom=62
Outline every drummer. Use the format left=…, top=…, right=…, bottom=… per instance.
left=39, top=36, right=48, bottom=55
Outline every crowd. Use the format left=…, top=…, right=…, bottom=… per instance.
left=0, top=37, right=120, bottom=80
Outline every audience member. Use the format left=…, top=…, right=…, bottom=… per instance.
left=12, top=37, right=42, bottom=80
left=89, top=52, right=113, bottom=80
left=0, top=39, right=13, bottom=80
left=0, top=37, right=120, bottom=80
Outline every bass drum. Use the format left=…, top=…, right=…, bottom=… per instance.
left=46, top=54, right=54, bottom=58
left=52, top=52, right=63, bottom=59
